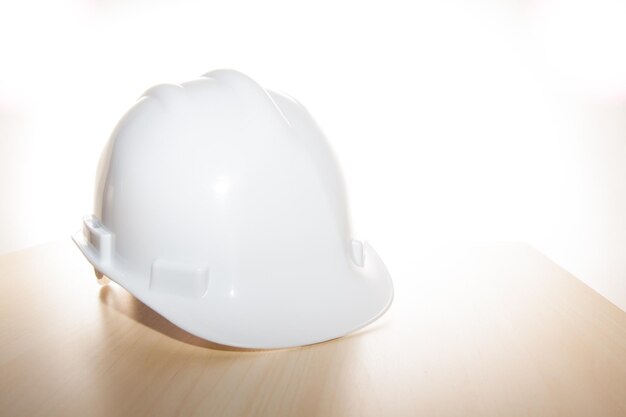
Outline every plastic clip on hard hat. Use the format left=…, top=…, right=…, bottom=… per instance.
left=73, top=69, right=394, bottom=349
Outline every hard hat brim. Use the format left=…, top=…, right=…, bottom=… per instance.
left=72, top=230, right=393, bottom=349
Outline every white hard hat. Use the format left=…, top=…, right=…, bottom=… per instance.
left=73, top=69, right=393, bottom=349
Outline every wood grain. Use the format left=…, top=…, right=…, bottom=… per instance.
left=0, top=240, right=625, bottom=417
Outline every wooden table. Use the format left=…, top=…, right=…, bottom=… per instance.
left=1, top=240, right=625, bottom=416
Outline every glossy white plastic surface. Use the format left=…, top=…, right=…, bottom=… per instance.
left=73, top=69, right=393, bottom=349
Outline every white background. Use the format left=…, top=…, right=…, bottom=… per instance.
left=1, top=0, right=626, bottom=310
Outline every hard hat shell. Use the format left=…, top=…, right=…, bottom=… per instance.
left=73, top=69, right=393, bottom=349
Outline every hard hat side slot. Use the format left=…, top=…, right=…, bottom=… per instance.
left=149, top=259, right=210, bottom=298
left=351, top=240, right=365, bottom=267
left=82, top=215, right=113, bottom=265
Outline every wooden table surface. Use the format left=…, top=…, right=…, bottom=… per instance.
left=0, top=240, right=625, bottom=417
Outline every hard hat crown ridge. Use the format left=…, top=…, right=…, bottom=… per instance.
left=73, top=69, right=393, bottom=349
